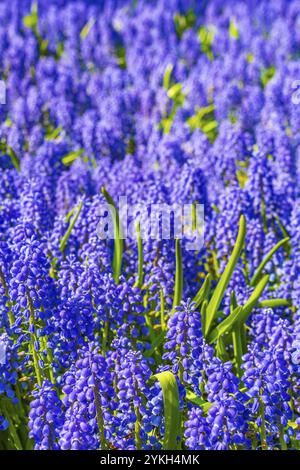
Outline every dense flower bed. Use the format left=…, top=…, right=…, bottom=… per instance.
left=1, top=0, right=300, bottom=450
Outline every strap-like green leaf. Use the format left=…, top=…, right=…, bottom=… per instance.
left=250, top=237, right=289, bottom=286
left=257, top=298, right=291, bottom=309
left=7, top=147, right=20, bottom=172
left=152, top=371, right=181, bottom=450
left=101, top=187, right=124, bottom=285
left=186, top=389, right=213, bottom=413
left=61, top=149, right=84, bottom=165
left=200, top=299, right=208, bottom=335
left=239, top=274, right=269, bottom=324
left=80, top=17, right=95, bottom=40
left=135, top=221, right=144, bottom=288
left=207, top=275, right=270, bottom=344
left=207, top=306, right=242, bottom=344
left=172, top=239, right=183, bottom=310
left=204, top=215, right=246, bottom=337
left=163, top=63, right=173, bottom=90
left=193, top=273, right=211, bottom=308
left=144, top=330, right=166, bottom=358
left=59, top=200, right=83, bottom=253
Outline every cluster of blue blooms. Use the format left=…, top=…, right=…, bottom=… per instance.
left=1, top=0, right=300, bottom=451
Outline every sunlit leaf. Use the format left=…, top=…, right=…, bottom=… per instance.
left=101, top=187, right=124, bottom=284
left=152, top=371, right=180, bottom=450
left=204, top=215, right=246, bottom=337
left=250, top=237, right=289, bottom=286
left=59, top=201, right=83, bottom=253
left=172, top=239, right=183, bottom=310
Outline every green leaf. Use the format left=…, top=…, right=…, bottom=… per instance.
left=62, top=149, right=85, bottom=165
left=135, top=221, right=144, bottom=288
left=80, top=17, right=95, bottom=39
left=46, top=126, right=63, bottom=141
left=204, top=215, right=246, bottom=337
left=172, top=239, right=183, bottom=310
left=167, top=83, right=183, bottom=100
left=250, top=237, right=289, bottom=286
left=7, top=147, right=20, bottom=172
left=260, top=66, right=276, bottom=88
left=198, top=25, right=215, bottom=60
left=59, top=201, right=83, bottom=253
left=152, top=371, right=181, bottom=450
left=174, top=9, right=196, bottom=38
left=101, top=187, right=124, bottom=284
left=207, top=306, right=242, bottom=344
left=239, top=274, right=269, bottom=324
left=144, top=330, right=166, bottom=358
left=229, top=19, right=239, bottom=39
left=207, top=275, right=270, bottom=345
left=230, top=291, right=238, bottom=311
left=193, top=273, right=211, bottom=308
left=257, top=298, right=291, bottom=309
left=186, top=390, right=213, bottom=413
left=23, top=3, right=38, bottom=32
left=200, top=299, right=207, bottom=336
left=163, top=63, right=173, bottom=90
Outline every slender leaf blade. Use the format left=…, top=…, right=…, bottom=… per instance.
left=59, top=200, right=83, bottom=253
left=250, top=237, right=289, bottom=286
left=240, top=274, right=269, bottom=324
left=193, top=273, right=211, bottom=308
left=101, top=187, right=124, bottom=284
left=204, top=215, right=246, bottom=337
left=257, top=298, right=291, bottom=309
left=172, top=239, right=183, bottom=310
left=207, top=306, right=242, bottom=344
left=152, top=371, right=181, bottom=450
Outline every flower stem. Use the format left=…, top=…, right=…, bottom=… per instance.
left=259, top=398, right=267, bottom=450
left=232, top=323, right=243, bottom=377
left=92, top=375, right=107, bottom=450
left=134, top=406, right=142, bottom=450
left=26, top=290, right=42, bottom=386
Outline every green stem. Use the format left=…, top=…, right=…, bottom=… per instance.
left=160, top=289, right=166, bottom=331
left=135, top=221, right=144, bottom=288
left=0, top=266, right=15, bottom=327
left=240, top=324, right=247, bottom=354
left=41, top=336, right=55, bottom=385
left=134, top=406, right=142, bottom=450
left=232, top=323, right=243, bottom=377
left=1, top=400, right=23, bottom=450
left=259, top=398, right=267, bottom=450
left=216, top=336, right=229, bottom=361
left=92, top=376, right=107, bottom=450
left=101, top=321, right=109, bottom=356
left=172, top=239, right=183, bottom=311
left=279, top=425, right=287, bottom=450
left=26, top=290, right=42, bottom=386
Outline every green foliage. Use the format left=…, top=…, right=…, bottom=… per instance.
left=174, top=9, right=196, bottom=39
left=61, top=149, right=85, bottom=166
left=80, top=17, right=96, bottom=40
left=250, top=237, right=289, bottom=286
left=229, top=19, right=239, bottom=39
left=187, top=104, right=218, bottom=142
left=172, top=239, right=183, bottom=310
left=59, top=200, right=83, bottom=253
left=198, top=25, right=215, bottom=60
left=260, top=66, right=276, bottom=88
left=101, top=187, right=124, bottom=284
left=152, top=371, right=181, bottom=450
left=204, top=215, right=246, bottom=337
